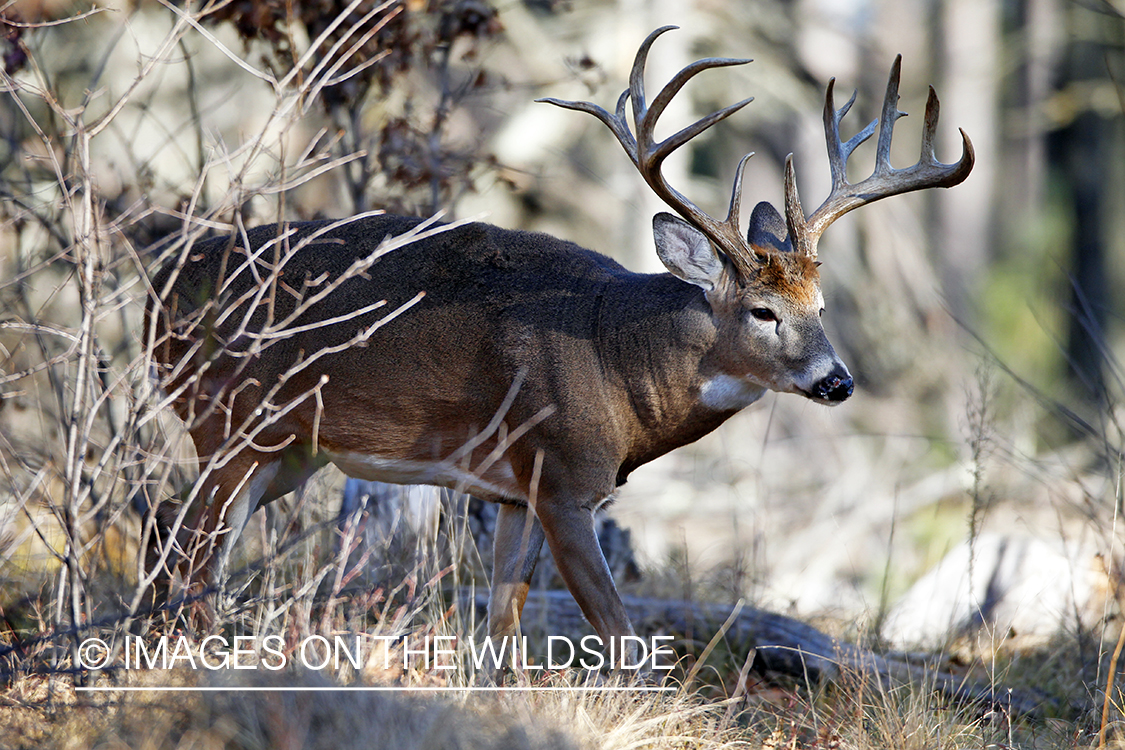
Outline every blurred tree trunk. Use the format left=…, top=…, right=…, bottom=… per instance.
left=932, top=0, right=1001, bottom=324
left=1056, top=107, right=1111, bottom=402
left=1049, top=6, right=1123, bottom=404
left=1009, top=0, right=1060, bottom=217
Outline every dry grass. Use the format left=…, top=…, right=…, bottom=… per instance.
left=0, top=523, right=1117, bottom=750
left=0, top=645, right=1032, bottom=750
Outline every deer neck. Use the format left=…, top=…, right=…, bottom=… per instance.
left=597, top=273, right=760, bottom=476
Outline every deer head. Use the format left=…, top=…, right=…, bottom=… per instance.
left=540, top=26, right=974, bottom=406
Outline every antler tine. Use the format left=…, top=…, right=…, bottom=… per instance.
left=785, top=78, right=879, bottom=257
left=540, top=26, right=761, bottom=271
left=647, top=90, right=755, bottom=163
left=537, top=89, right=639, bottom=164
left=537, top=26, right=684, bottom=170
left=824, top=81, right=878, bottom=193
left=873, top=55, right=908, bottom=177
left=626, top=25, right=670, bottom=124
left=625, top=26, right=753, bottom=155
left=727, top=152, right=755, bottom=231
left=787, top=55, right=975, bottom=259
left=783, top=155, right=806, bottom=256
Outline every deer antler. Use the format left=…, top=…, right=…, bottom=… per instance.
left=542, top=30, right=975, bottom=269
left=538, top=26, right=764, bottom=273
left=785, top=55, right=975, bottom=258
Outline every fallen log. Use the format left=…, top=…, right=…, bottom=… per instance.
left=460, top=588, right=1046, bottom=717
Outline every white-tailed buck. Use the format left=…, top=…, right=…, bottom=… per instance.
left=146, top=27, right=972, bottom=663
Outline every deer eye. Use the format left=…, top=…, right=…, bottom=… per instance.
left=749, top=308, right=778, bottom=323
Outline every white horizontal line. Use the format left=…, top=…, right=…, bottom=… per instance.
left=75, top=685, right=676, bottom=693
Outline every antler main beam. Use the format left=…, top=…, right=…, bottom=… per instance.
left=785, top=55, right=976, bottom=258
left=538, top=26, right=763, bottom=272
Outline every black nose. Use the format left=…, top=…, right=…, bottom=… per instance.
left=813, top=370, right=854, bottom=403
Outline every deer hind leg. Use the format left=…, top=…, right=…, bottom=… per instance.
left=535, top=499, right=637, bottom=669
left=146, top=440, right=324, bottom=616
left=148, top=449, right=280, bottom=617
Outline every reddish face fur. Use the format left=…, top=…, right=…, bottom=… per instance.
left=746, top=252, right=822, bottom=308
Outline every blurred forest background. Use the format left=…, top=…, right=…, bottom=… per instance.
left=1, top=0, right=1125, bottom=659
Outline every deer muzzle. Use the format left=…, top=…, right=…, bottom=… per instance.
left=811, top=366, right=854, bottom=403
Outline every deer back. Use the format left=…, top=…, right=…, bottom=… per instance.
left=148, top=215, right=732, bottom=499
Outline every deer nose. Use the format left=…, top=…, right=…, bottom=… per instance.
left=812, top=368, right=854, bottom=403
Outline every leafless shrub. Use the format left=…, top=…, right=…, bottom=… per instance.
left=0, top=0, right=508, bottom=688
left=179, top=0, right=506, bottom=215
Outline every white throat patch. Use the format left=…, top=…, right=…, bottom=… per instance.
left=699, top=375, right=766, bottom=411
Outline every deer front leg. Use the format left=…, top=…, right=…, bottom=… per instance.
left=488, top=503, right=546, bottom=639
left=535, top=498, right=637, bottom=669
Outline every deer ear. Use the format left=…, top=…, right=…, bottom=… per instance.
left=653, top=212, right=724, bottom=291
left=747, top=201, right=792, bottom=254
